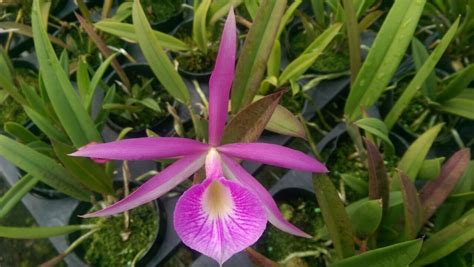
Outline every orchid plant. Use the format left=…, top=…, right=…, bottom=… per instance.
left=70, top=9, right=328, bottom=265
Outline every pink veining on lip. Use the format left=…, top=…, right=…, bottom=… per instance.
left=69, top=8, right=328, bottom=265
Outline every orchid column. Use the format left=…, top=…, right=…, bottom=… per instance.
left=71, top=8, right=328, bottom=266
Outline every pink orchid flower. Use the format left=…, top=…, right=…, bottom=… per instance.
left=70, top=9, right=327, bottom=265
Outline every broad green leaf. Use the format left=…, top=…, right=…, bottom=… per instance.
left=384, top=19, right=459, bottom=129
left=222, top=91, right=283, bottom=144
left=364, top=138, right=390, bottom=214
left=330, top=239, right=423, bottom=267
left=76, top=57, right=90, bottom=102
left=193, top=0, right=212, bottom=54
left=340, top=173, right=368, bottom=196
left=4, top=122, right=40, bottom=144
left=231, top=0, right=287, bottom=113
left=349, top=199, right=382, bottom=239
left=52, top=141, right=114, bottom=195
left=398, top=171, right=422, bottom=240
left=0, top=174, right=39, bottom=219
left=356, top=118, right=394, bottom=155
left=94, top=21, right=189, bottom=51
left=419, top=149, right=470, bottom=223
left=253, top=95, right=306, bottom=139
left=418, top=157, right=444, bottom=180
left=0, top=135, right=90, bottom=201
left=412, top=211, right=474, bottom=266
left=244, top=0, right=259, bottom=19
left=279, top=23, right=342, bottom=85
left=411, top=38, right=437, bottom=99
left=314, top=175, right=355, bottom=259
left=437, top=63, right=474, bottom=102
left=23, top=106, right=69, bottom=144
left=132, top=1, right=190, bottom=104
left=0, top=225, right=95, bottom=239
left=32, top=0, right=101, bottom=147
left=439, top=96, right=474, bottom=119
left=397, top=123, right=443, bottom=182
left=345, top=0, right=426, bottom=120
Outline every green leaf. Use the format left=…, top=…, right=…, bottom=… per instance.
left=345, top=0, right=427, bottom=120
left=244, top=0, right=259, bottom=19
left=231, top=0, right=287, bottom=113
left=314, top=175, right=355, bottom=259
left=439, top=95, right=474, bottom=119
left=0, top=225, right=95, bottom=239
left=85, top=53, right=117, bottom=111
left=76, top=57, right=91, bottom=102
left=132, top=0, right=190, bottom=104
left=384, top=19, right=460, bottom=129
left=209, top=0, right=243, bottom=25
left=4, top=122, right=40, bottom=144
left=419, top=149, right=471, bottom=224
left=398, top=170, right=422, bottom=240
left=342, top=0, right=361, bottom=82
left=251, top=95, right=306, bottom=139
left=51, top=141, right=114, bottom=195
left=31, top=0, right=101, bottom=147
left=356, top=118, right=394, bottom=155
left=364, top=138, right=390, bottom=214
left=0, top=135, right=90, bottom=201
left=279, top=23, right=342, bottom=85
left=0, top=22, right=70, bottom=50
left=330, top=239, right=423, bottom=267
left=411, top=38, right=437, bottom=99
left=0, top=174, right=39, bottom=219
left=349, top=199, right=383, bottom=239
left=418, top=157, right=444, bottom=180
left=222, top=91, right=284, bottom=144
left=437, top=63, right=474, bottom=102
left=412, top=211, right=474, bottom=266
left=94, top=21, right=189, bottom=51
left=397, top=123, right=443, bottom=182
left=23, top=106, right=69, bottom=144
left=193, top=0, right=212, bottom=54
left=340, top=173, right=368, bottom=196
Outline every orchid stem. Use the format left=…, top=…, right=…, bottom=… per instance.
left=298, top=114, right=322, bottom=160
left=345, top=119, right=366, bottom=163
left=122, top=161, right=131, bottom=231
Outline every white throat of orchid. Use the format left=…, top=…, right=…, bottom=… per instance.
left=205, top=148, right=224, bottom=178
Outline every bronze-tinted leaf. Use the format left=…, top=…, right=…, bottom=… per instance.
left=398, top=170, right=422, bottom=240
left=364, top=138, right=389, bottom=214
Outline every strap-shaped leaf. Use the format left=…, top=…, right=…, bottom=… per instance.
left=193, top=0, right=212, bottom=54
left=23, top=106, right=69, bottom=144
left=279, top=23, right=342, bottom=85
left=331, top=239, right=422, bottom=267
left=356, top=118, right=394, bottom=155
left=384, top=19, right=459, bottom=130
left=314, top=174, right=355, bottom=259
left=0, top=225, right=95, bottom=239
left=439, top=94, right=474, bottom=119
left=411, top=38, right=437, bottom=99
left=132, top=0, right=190, bottom=104
left=397, top=123, right=443, bottom=182
left=85, top=53, right=117, bottom=111
left=94, top=20, right=189, bottom=51
left=0, top=174, right=39, bottom=219
left=31, top=0, right=101, bottom=147
left=231, top=0, right=287, bottom=113
left=398, top=170, right=422, bottom=240
left=4, top=122, right=40, bottom=144
left=0, top=135, right=90, bottom=201
left=345, top=0, right=426, bottom=120
left=437, top=63, right=474, bottom=102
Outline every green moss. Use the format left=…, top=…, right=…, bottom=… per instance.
left=0, top=99, right=28, bottom=130
left=141, top=0, right=181, bottom=23
left=257, top=194, right=330, bottom=266
left=173, top=32, right=218, bottom=73
left=81, top=204, right=158, bottom=266
left=289, top=31, right=349, bottom=73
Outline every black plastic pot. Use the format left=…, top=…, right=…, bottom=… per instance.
left=151, top=4, right=185, bottom=33
left=105, top=63, right=177, bottom=138
left=68, top=181, right=166, bottom=266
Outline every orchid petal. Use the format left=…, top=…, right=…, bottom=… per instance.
left=218, top=143, right=328, bottom=173
left=221, top=154, right=311, bottom=238
left=82, top=152, right=207, bottom=217
left=208, top=8, right=236, bottom=146
left=70, top=137, right=209, bottom=161
left=174, top=177, right=267, bottom=265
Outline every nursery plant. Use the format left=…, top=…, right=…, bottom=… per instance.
left=0, top=0, right=474, bottom=266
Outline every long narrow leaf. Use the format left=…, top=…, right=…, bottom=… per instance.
left=0, top=174, right=39, bottom=219
left=31, top=0, right=101, bottom=147
left=0, top=225, right=95, bottom=239
left=132, top=0, right=190, bottom=104
left=345, top=0, right=426, bottom=120
left=0, top=135, right=90, bottom=201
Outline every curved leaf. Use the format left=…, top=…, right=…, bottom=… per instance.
left=0, top=225, right=95, bottom=239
